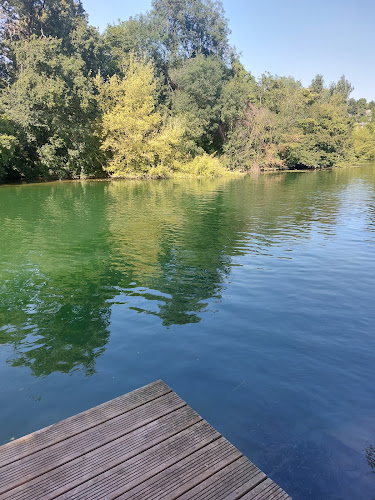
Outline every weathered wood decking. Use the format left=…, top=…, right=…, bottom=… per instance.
left=0, top=380, right=290, bottom=499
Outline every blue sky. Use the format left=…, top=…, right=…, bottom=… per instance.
left=82, top=0, right=375, bottom=101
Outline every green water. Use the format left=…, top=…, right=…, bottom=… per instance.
left=1, top=165, right=375, bottom=498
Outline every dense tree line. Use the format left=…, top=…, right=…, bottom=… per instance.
left=0, top=0, right=373, bottom=182
left=349, top=97, right=375, bottom=161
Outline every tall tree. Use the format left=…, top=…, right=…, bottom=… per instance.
left=0, top=114, right=19, bottom=181
left=1, top=0, right=85, bottom=41
left=104, top=16, right=158, bottom=76
left=310, top=74, right=324, bottom=94
left=0, top=0, right=106, bottom=180
left=96, top=55, right=185, bottom=177
left=280, top=93, right=355, bottom=168
left=1, top=0, right=105, bottom=72
left=329, top=75, right=354, bottom=101
left=149, top=0, right=230, bottom=65
left=223, top=102, right=280, bottom=170
left=0, top=37, right=103, bottom=180
left=170, top=54, right=228, bottom=152
left=353, top=122, right=375, bottom=160
left=221, top=60, right=257, bottom=131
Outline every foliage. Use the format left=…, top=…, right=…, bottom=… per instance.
left=280, top=95, right=355, bottom=169
left=222, top=72, right=355, bottom=170
left=96, top=55, right=186, bottom=177
left=353, top=122, right=375, bottom=160
left=0, top=0, right=106, bottom=181
left=170, top=54, right=227, bottom=152
left=104, top=16, right=158, bottom=76
left=69, top=19, right=106, bottom=75
left=0, top=114, right=19, bottom=180
left=329, top=75, right=354, bottom=101
left=223, top=103, right=282, bottom=170
left=178, top=154, right=227, bottom=177
left=0, top=37, right=103, bottom=180
left=310, top=74, right=324, bottom=94
left=348, top=97, right=373, bottom=123
left=221, top=60, right=257, bottom=129
left=0, top=133, right=18, bottom=180
left=149, top=0, right=230, bottom=65
left=0, top=0, right=370, bottom=183
left=221, top=62, right=279, bottom=170
left=2, top=0, right=85, bottom=42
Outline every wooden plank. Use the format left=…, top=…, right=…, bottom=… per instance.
left=176, top=456, right=266, bottom=500
left=0, top=392, right=186, bottom=497
left=0, top=380, right=291, bottom=500
left=117, top=437, right=242, bottom=500
left=239, top=478, right=291, bottom=499
left=3, top=406, right=201, bottom=500
left=54, top=420, right=220, bottom=500
left=0, top=380, right=170, bottom=468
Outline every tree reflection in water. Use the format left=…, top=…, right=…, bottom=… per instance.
left=1, top=165, right=375, bottom=376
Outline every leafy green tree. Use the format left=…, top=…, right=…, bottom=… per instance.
left=104, top=15, right=158, bottom=76
left=0, top=115, right=19, bottom=181
left=149, top=0, right=230, bottom=65
left=257, top=73, right=303, bottom=114
left=280, top=94, right=355, bottom=168
left=221, top=60, right=257, bottom=130
left=353, top=122, right=375, bottom=160
left=310, top=74, right=324, bottom=94
left=0, top=0, right=106, bottom=180
left=170, top=54, right=227, bottom=152
left=0, top=0, right=368, bottom=181
left=96, top=55, right=185, bottom=177
left=2, top=0, right=85, bottom=41
left=348, top=97, right=370, bottom=122
left=223, top=102, right=281, bottom=170
left=69, top=18, right=106, bottom=74
left=222, top=73, right=306, bottom=170
left=2, top=0, right=105, bottom=73
left=329, top=74, right=354, bottom=101
left=221, top=71, right=355, bottom=170
left=221, top=61, right=280, bottom=169
left=0, top=2, right=16, bottom=85
left=0, top=37, right=103, bottom=180
left=348, top=97, right=358, bottom=116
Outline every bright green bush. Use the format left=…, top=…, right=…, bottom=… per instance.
left=178, top=154, right=228, bottom=177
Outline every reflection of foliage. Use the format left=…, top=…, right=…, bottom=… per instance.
left=4, top=276, right=111, bottom=377
left=106, top=170, right=350, bottom=326
left=0, top=182, right=113, bottom=377
left=366, top=444, right=375, bottom=473
left=1, top=166, right=374, bottom=375
left=107, top=178, right=236, bottom=326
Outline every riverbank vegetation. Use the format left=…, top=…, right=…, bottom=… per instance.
left=0, top=0, right=374, bottom=183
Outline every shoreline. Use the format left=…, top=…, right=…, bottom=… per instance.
left=0, top=161, right=373, bottom=188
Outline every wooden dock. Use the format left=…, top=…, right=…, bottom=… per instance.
left=0, top=380, right=290, bottom=499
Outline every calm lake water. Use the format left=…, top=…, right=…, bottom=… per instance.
left=1, top=164, right=375, bottom=498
